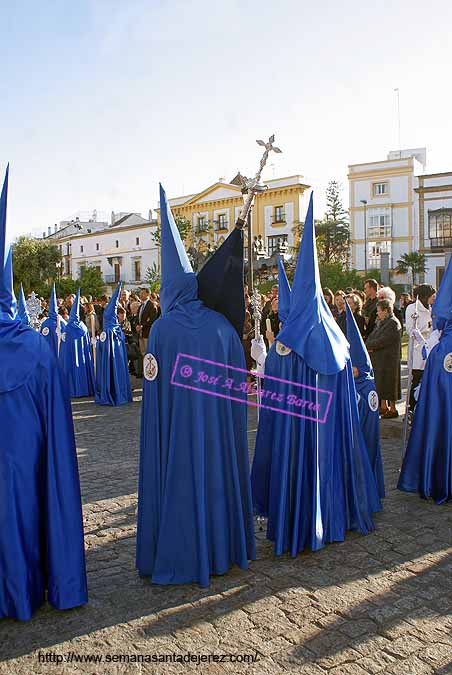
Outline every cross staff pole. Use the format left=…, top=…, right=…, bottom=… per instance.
left=236, top=135, right=282, bottom=418
left=235, top=135, right=282, bottom=231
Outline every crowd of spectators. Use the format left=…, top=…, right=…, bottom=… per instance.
left=34, top=274, right=436, bottom=420
left=38, top=288, right=161, bottom=378
left=242, top=277, right=436, bottom=421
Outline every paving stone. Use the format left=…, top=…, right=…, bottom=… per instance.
left=386, top=655, right=435, bottom=675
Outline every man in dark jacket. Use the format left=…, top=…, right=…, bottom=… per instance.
left=363, top=278, right=378, bottom=341
left=136, top=288, right=159, bottom=356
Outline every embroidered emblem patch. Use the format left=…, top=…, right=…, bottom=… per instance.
left=144, top=353, right=158, bottom=381
left=443, top=352, right=452, bottom=373
left=276, top=341, right=291, bottom=356
left=368, top=390, right=379, bottom=412
left=61, top=332, right=66, bottom=342
left=99, top=331, right=107, bottom=342
left=41, top=326, right=49, bottom=336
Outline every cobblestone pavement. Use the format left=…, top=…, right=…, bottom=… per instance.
left=1, top=381, right=451, bottom=675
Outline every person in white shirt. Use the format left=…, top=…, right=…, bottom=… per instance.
left=405, top=284, right=436, bottom=414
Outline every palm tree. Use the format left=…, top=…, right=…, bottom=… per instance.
left=395, top=252, right=427, bottom=288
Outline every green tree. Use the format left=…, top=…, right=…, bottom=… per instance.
left=318, top=262, right=365, bottom=292
left=316, top=181, right=350, bottom=265
left=12, top=236, right=61, bottom=295
left=145, top=262, right=161, bottom=293
left=54, top=277, right=78, bottom=298
left=395, top=252, right=427, bottom=284
left=151, top=214, right=191, bottom=247
left=78, top=266, right=106, bottom=298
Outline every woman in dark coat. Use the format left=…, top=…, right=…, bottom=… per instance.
left=366, top=299, right=402, bottom=418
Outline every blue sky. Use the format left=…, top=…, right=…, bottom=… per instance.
left=2, top=0, right=452, bottom=235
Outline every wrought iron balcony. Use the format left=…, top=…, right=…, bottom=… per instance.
left=430, top=237, right=452, bottom=250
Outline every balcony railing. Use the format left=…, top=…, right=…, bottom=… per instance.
left=430, top=237, right=452, bottom=250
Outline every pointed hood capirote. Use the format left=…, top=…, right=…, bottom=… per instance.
left=197, top=227, right=245, bottom=337
left=276, top=193, right=349, bottom=375
left=48, top=283, right=58, bottom=321
left=159, top=183, right=198, bottom=314
left=0, top=164, right=17, bottom=322
left=432, top=254, right=452, bottom=329
left=277, top=256, right=291, bottom=324
left=345, top=302, right=373, bottom=384
left=18, top=283, right=31, bottom=326
left=103, top=281, right=121, bottom=330
left=69, top=288, right=81, bottom=323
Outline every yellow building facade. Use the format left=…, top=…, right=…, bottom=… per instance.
left=157, top=174, right=310, bottom=263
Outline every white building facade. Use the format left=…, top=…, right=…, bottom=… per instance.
left=44, top=212, right=158, bottom=292
left=348, top=150, right=426, bottom=280
left=415, top=172, right=452, bottom=288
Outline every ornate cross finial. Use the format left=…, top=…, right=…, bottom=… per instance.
left=26, top=291, right=42, bottom=331
left=235, top=134, right=283, bottom=230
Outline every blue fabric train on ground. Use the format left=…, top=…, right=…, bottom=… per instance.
left=17, top=282, right=30, bottom=326
left=136, top=183, right=255, bottom=587
left=40, top=282, right=66, bottom=356
left=95, top=281, right=132, bottom=406
left=346, top=302, right=385, bottom=499
left=398, top=255, right=452, bottom=504
left=0, top=165, right=87, bottom=620
left=251, top=193, right=381, bottom=556
left=59, top=287, right=95, bottom=398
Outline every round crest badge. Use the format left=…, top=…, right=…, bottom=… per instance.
left=144, top=353, right=158, bottom=381
left=443, top=352, right=452, bottom=373
left=276, top=341, right=292, bottom=357
left=99, top=331, right=107, bottom=343
left=61, top=332, right=66, bottom=342
left=41, top=326, right=50, bottom=336
left=368, top=390, right=379, bottom=412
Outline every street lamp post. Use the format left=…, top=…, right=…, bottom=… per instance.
left=360, top=200, right=368, bottom=275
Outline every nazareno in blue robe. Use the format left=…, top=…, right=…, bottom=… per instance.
left=251, top=193, right=381, bottom=556
left=398, top=323, right=452, bottom=504
left=346, top=302, right=385, bottom=499
left=0, top=165, right=87, bottom=620
left=95, top=282, right=132, bottom=406
left=18, top=283, right=31, bottom=327
left=40, top=284, right=66, bottom=357
left=58, top=288, right=95, bottom=398
left=136, top=184, right=255, bottom=587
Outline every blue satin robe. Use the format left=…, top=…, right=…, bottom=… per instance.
left=356, top=378, right=385, bottom=499
left=58, top=320, right=95, bottom=398
left=251, top=344, right=381, bottom=556
left=40, top=315, right=67, bottom=357
left=398, top=321, right=452, bottom=503
left=136, top=300, right=256, bottom=586
left=0, top=321, right=87, bottom=620
left=95, top=326, right=132, bottom=406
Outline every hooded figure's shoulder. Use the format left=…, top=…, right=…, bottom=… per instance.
left=0, top=322, right=55, bottom=393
